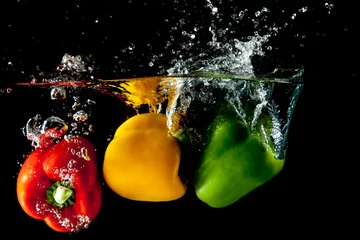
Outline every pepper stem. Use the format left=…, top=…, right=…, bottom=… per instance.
left=46, top=181, right=75, bottom=208
left=53, top=185, right=73, bottom=204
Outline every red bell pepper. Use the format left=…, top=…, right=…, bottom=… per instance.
left=17, top=135, right=102, bottom=232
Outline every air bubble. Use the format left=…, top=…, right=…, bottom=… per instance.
left=1, top=88, right=12, bottom=94
left=50, top=87, right=66, bottom=100
left=72, top=96, right=81, bottom=110
left=73, top=110, right=88, bottom=122
left=88, top=125, right=94, bottom=132
left=87, top=99, right=96, bottom=105
left=239, top=10, right=245, bottom=19
left=324, top=3, right=334, bottom=9
left=262, top=7, right=270, bottom=13
left=81, top=147, right=90, bottom=161
left=128, top=43, right=135, bottom=50
left=299, top=6, right=307, bottom=13
left=71, top=123, right=78, bottom=130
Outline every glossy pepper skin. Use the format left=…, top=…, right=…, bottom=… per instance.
left=17, top=136, right=102, bottom=232
left=103, top=113, right=186, bottom=202
left=193, top=115, right=285, bottom=208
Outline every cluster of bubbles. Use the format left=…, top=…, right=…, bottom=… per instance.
left=23, top=98, right=94, bottom=150
left=35, top=201, right=91, bottom=232
left=21, top=53, right=99, bottom=149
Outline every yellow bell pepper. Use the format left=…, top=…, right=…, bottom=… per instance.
left=103, top=113, right=187, bottom=202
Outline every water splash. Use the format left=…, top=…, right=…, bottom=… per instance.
left=57, top=54, right=88, bottom=74
left=167, top=35, right=268, bottom=77
left=24, top=115, right=68, bottom=148
left=161, top=75, right=302, bottom=159
left=12, top=2, right=308, bottom=157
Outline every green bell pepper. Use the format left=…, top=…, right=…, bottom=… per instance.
left=192, top=112, right=285, bottom=208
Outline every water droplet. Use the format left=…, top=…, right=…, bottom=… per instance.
left=262, top=7, right=270, bottom=13
left=299, top=6, right=307, bottom=13
left=71, top=123, right=78, bottom=130
left=73, top=110, right=88, bottom=122
left=88, top=125, right=94, bottom=132
left=128, top=43, right=135, bottom=50
left=72, top=96, right=81, bottom=110
left=50, top=87, right=66, bottom=100
left=64, top=134, right=74, bottom=142
left=239, top=10, right=245, bottom=19
left=87, top=99, right=96, bottom=105
left=324, top=3, right=334, bottom=9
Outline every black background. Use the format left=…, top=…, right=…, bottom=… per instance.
left=1, top=0, right=357, bottom=238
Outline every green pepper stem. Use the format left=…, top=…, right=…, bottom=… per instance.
left=46, top=181, right=75, bottom=208
left=53, top=185, right=73, bottom=204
